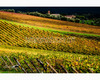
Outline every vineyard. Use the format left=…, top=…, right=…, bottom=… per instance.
left=0, top=21, right=100, bottom=55
left=0, top=11, right=100, bottom=73
left=0, top=50, right=100, bottom=73
left=0, top=11, right=100, bottom=35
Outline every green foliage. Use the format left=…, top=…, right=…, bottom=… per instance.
left=0, top=51, right=100, bottom=73
left=60, top=16, right=68, bottom=21
left=75, top=18, right=80, bottom=23
left=0, top=9, right=15, bottom=12
left=76, top=15, right=86, bottom=20
left=94, top=18, right=100, bottom=26
left=17, top=11, right=23, bottom=13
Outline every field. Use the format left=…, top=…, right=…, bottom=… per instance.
left=1, top=19, right=100, bottom=41
left=0, top=45, right=100, bottom=73
left=0, top=20, right=100, bottom=55
left=0, top=11, right=100, bottom=73
left=0, top=11, right=100, bottom=35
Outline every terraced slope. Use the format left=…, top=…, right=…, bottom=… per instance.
left=0, top=11, right=100, bottom=35
left=0, top=21, right=100, bottom=55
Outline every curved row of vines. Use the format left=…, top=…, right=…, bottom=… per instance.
left=0, top=52, right=100, bottom=73
left=0, top=21, right=100, bottom=55
left=0, top=11, right=100, bottom=35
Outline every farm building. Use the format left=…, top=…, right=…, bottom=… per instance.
left=48, top=10, right=60, bottom=17
left=64, top=15, right=76, bottom=19
left=47, top=10, right=76, bottom=18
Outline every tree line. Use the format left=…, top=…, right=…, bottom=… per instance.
left=0, top=9, right=100, bottom=26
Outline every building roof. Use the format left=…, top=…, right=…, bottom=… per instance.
left=51, top=14, right=60, bottom=16
left=64, top=15, right=76, bottom=19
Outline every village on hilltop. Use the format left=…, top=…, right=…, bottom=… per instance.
left=48, top=10, right=76, bottom=19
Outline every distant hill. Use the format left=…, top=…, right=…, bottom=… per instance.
left=0, top=7, right=100, bottom=15
left=0, top=11, right=100, bottom=35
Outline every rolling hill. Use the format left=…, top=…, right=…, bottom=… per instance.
left=0, top=11, right=100, bottom=73
left=0, top=11, right=100, bottom=35
left=0, top=20, right=100, bottom=55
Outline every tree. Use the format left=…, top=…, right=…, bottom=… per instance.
left=69, top=19, right=75, bottom=22
left=7, top=9, right=15, bottom=12
left=0, top=9, right=15, bottom=12
left=17, top=11, right=23, bottom=13
left=94, top=18, right=100, bottom=26
left=75, top=18, right=80, bottom=23
left=91, top=21, right=94, bottom=25
left=81, top=20, right=85, bottom=24
left=76, top=15, right=86, bottom=20
left=56, top=15, right=61, bottom=20
left=60, top=16, right=67, bottom=21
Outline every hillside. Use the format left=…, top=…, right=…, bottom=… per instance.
left=0, top=11, right=100, bottom=35
left=0, top=11, right=100, bottom=73
left=0, top=45, right=100, bottom=73
left=0, top=20, right=100, bottom=55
